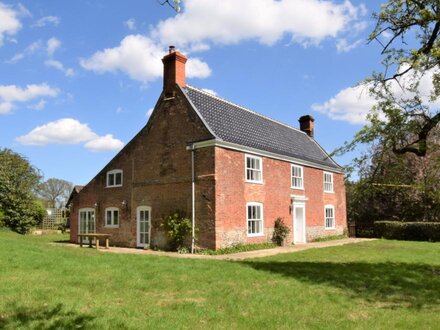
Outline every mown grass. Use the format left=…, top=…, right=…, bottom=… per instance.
left=200, top=242, right=277, bottom=255
left=1, top=230, right=440, bottom=329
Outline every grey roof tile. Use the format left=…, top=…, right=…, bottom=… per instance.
left=183, top=85, right=341, bottom=170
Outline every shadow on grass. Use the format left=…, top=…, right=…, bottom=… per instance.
left=0, top=303, right=95, bottom=329
left=242, top=261, right=440, bottom=309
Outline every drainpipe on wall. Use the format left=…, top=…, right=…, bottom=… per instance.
left=190, top=144, right=196, bottom=254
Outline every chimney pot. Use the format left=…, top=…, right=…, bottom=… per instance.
left=299, top=115, right=315, bottom=138
left=169, top=45, right=175, bottom=54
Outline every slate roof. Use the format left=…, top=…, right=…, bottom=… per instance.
left=183, top=85, right=341, bottom=170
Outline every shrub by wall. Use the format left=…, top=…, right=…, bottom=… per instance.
left=374, top=221, right=440, bottom=242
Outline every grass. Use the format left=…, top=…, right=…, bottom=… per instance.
left=199, top=242, right=277, bottom=255
left=311, top=234, right=348, bottom=242
left=1, top=231, right=440, bottom=329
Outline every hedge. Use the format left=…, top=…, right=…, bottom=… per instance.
left=374, top=221, right=440, bottom=242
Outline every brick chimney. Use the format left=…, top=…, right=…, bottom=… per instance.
left=298, top=115, right=315, bottom=138
left=162, top=46, right=187, bottom=97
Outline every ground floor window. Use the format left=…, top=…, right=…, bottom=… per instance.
left=325, top=205, right=335, bottom=229
left=105, top=207, right=119, bottom=227
left=247, top=202, right=263, bottom=236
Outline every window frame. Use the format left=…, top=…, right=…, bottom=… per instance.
left=105, top=207, right=120, bottom=228
left=246, top=202, right=264, bottom=237
left=323, top=171, right=334, bottom=193
left=324, top=205, right=335, bottom=230
left=291, top=164, right=304, bottom=189
left=245, top=154, right=263, bottom=183
left=106, top=169, right=123, bottom=188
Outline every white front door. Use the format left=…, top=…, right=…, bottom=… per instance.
left=78, top=208, right=95, bottom=243
left=137, top=206, right=151, bottom=248
left=293, top=203, right=306, bottom=244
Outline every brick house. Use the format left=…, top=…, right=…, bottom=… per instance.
left=69, top=47, right=347, bottom=250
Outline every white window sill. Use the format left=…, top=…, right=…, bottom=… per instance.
left=324, top=190, right=334, bottom=194
left=245, top=180, right=263, bottom=184
left=291, top=186, right=304, bottom=190
left=325, top=227, right=336, bottom=230
left=247, top=233, right=264, bottom=237
left=106, top=185, right=123, bottom=188
left=105, top=225, right=119, bottom=228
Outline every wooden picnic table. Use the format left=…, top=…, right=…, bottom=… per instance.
left=78, top=233, right=111, bottom=250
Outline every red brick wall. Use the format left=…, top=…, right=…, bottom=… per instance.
left=70, top=88, right=216, bottom=248
left=214, top=148, right=346, bottom=248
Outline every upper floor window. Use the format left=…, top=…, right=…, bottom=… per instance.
left=107, top=170, right=122, bottom=187
left=247, top=202, right=263, bottom=236
left=324, top=172, right=334, bottom=193
left=105, top=207, right=119, bottom=227
left=245, top=155, right=262, bottom=183
left=325, top=205, right=335, bottom=229
left=291, top=165, right=304, bottom=189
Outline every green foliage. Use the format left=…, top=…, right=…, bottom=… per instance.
left=161, top=210, right=192, bottom=251
left=0, top=148, right=42, bottom=234
left=272, top=217, right=290, bottom=246
left=375, top=221, right=440, bottom=242
left=346, top=143, right=440, bottom=229
left=336, top=0, right=440, bottom=161
left=0, top=209, right=4, bottom=227
left=200, top=242, right=277, bottom=255
left=311, top=234, right=347, bottom=243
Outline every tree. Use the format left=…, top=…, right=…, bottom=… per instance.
left=37, top=178, right=73, bottom=208
left=338, top=1, right=440, bottom=159
left=0, top=148, right=43, bottom=233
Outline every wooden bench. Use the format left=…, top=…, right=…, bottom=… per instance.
left=78, top=233, right=111, bottom=250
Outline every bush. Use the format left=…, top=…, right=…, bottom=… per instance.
left=374, top=221, right=440, bottom=242
left=272, top=217, right=290, bottom=246
left=161, top=211, right=192, bottom=251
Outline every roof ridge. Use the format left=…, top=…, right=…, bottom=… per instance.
left=186, top=85, right=307, bottom=136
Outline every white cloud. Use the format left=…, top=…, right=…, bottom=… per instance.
left=17, top=118, right=97, bottom=145
left=28, top=99, right=47, bottom=110
left=47, top=37, right=61, bottom=56
left=33, top=16, right=60, bottom=28
left=146, top=107, right=154, bottom=117
left=17, top=118, right=124, bottom=152
left=0, top=2, right=22, bottom=46
left=187, top=58, right=211, bottom=78
left=17, top=4, right=31, bottom=18
left=0, top=83, right=59, bottom=114
left=45, top=59, right=75, bottom=77
left=313, top=67, right=440, bottom=125
left=80, top=35, right=163, bottom=83
left=84, top=134, right=124, bottom=152
left=312, top=85, right=375, bottom=124
left=0, top=102, right=12, bottom=114
left=6, top=40, right=42, bottom=63
left=81, top=34, right=212, bottom=82
left=124, top=18, right=136, bottom=30
left=153, top=0, right=366, bottom=48
left=336, top=38, right=363, bottom=53
left=201, top=88, right=217, bottom=96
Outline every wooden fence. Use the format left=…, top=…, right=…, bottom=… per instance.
left=38, top=208, right=68, bottom=230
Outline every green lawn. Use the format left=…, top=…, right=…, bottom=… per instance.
left=1, top=230, right=440, bottom=329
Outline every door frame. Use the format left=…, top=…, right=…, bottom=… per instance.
left=136, top=206, right=151, bottom=248
left=291, top=195, right=307, bottom=244
left=78, top=208, right=95, bottom=243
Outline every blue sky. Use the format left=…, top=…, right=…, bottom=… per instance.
left=1, top=0, right=386, bottom=185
